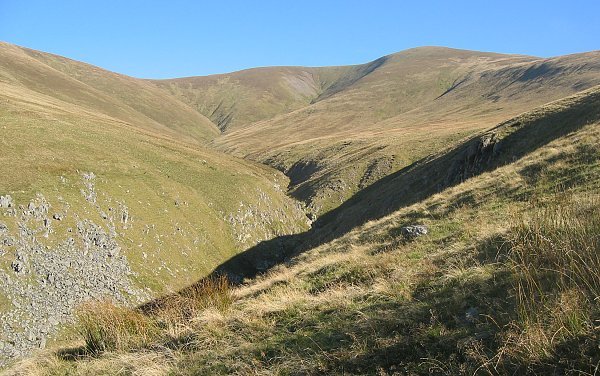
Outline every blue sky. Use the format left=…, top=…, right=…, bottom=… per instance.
left=1, top=0, right=599, bottom=78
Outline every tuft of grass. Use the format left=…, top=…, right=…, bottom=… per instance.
left=74, top=276, right=233, bottom=355
left=76, top=300, right=160, bottom=354
left=154, top=275, right=233, bottom=334
left=306, top=262, right=377, bottom=294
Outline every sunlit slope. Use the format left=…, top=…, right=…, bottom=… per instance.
left=0, top=78, right=309, bottom=289
left=0, top=42, right=219, bottom=143
left=153, top=65, right=350, bottom=131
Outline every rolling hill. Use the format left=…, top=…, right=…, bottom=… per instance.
left=0, top=42, right=219, bottom=144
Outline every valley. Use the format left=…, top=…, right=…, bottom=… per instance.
left=0, top=41, right=598, bottom=374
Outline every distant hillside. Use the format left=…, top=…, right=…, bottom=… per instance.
left=209, top=47, right=600, bottom=215
left=152, top=65, right=352, bottom=132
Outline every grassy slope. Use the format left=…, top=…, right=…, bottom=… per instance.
left=211, top=48, right=600, bottom=215
left=0, top=43, right=314, bottom=365
left=10, top=86, right=600, bottom=375
left=152, top=65, right=355, bottom=132
left=0, top=42, right=219, bottom=144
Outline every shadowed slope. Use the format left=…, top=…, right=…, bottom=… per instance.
left=206, top=85, right=600, bottom=282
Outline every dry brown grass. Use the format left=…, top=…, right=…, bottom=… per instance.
left=153, top=275, right=233, bottom=336
left=5, top=351, right=175, bottom=376
left=74, top=276, right=234, bottom=355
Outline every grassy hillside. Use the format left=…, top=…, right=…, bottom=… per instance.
left=211, top=48, right=600, bottom=216
left=8, top=86, right=600, bottom=375
left=0, top=42, right=219, bottom=144
left=0, top=45, right=308, bottom=365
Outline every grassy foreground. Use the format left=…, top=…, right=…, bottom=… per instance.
left=6, top=96, right=600, bottom=375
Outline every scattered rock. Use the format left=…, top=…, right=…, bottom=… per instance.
left=465, top=307, right=479, bottom=324
left=400, top=225, right=428, bottom=239
left=81, top=172, right=97, bottom=203
left=11, top=261, right=25, bottom=274
left=0, top=195, right=13, bottom=208
left=120, top=205, right=129, bottom=225
left=0, top=182, right=148, bottom=366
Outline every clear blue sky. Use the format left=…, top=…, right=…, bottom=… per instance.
left=1, top=0, right=599, bottom=79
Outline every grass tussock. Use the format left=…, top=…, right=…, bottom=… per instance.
left=76, top=300, right=160, bottom=354
left=153, top=275, right=233, bottom=334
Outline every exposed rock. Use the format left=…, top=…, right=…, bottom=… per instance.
left=81, top=172, right=97, bottom=203
left=0, top=195, right=13, bottom=208
left=400, top=225, right=428, bottom=239
left=465, top=307, right=479, bottom=324
left=52, top=213, right=63, bottom=221
left=11, top=260, right=25, bottom=274
left=119, top=203, right=129, bottom=225
left=446, top=133, right=501, bottom=186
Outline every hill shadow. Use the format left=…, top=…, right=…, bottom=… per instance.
left=141, top=88, right=600, bottom=312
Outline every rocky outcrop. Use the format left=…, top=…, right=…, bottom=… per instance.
left=400, top=225, right=428, bottom=239
left=0, top=174, right=148, bottom=365
left=224, top=187, right=309, bottom=250
left=0, top=196, right=13, bottom=209
left=446, top=133, right=501, bottom=186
